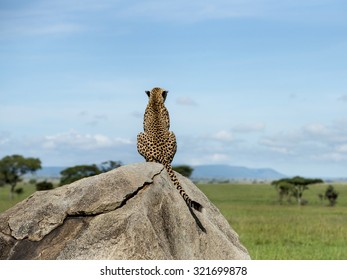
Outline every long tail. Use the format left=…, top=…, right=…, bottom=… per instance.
left=164, top=163, right=203, bottom=212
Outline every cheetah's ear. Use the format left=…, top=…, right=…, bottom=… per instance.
left=145, top=90, right=151, bottom=97
left=162, top=90, right=168, bottom=100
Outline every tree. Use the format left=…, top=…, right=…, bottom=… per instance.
left=272, top=176, right=323, bottom=205
left=173, top=165, right=194, bottom=178
left=60, top=164, right=100, bottom=186
left=325, top=185, right=338, bottom=207
left=0, top=154, right=41, bottom=199
left=272, top=181, right=293, bottom=204
left=60, top=160, right=123, bottom=186
left=290, top=176, right=323, bottom=205
left=99, top=160, right=122, bottom=173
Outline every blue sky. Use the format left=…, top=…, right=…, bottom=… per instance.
left=1, top=0, right=347, bottom=177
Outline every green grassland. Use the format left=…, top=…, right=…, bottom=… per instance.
left=1, top=181, right=346, bottom=259
left=0, top=183, right=37, bottom=213
left=198, top=183, right=347, bottom=260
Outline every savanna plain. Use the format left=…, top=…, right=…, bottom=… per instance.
left=1, top=182, right=346, bottom=260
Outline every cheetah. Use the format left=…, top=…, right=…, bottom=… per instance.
left=137, top=87, right=203, bottom=212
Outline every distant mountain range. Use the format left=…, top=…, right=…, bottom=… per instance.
left=31, top=164, right=286, bottom=180
left=191, top=164, right=286, bottom=180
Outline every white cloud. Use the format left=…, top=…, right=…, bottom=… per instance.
left=259, top=120, right=347, bottom=163
left=208, top=124, right=264, bottom=147
left=212, top=130, right=234, bottom=142
left=210, top=153, right=229, bottom=162
left=336, top=144, right=347, bottom=153
left=303, top=123, right=329, bottom=136
left=42, top=130, right=132, bottom=150
left=259, top=138, right=293, bottom=155
left=186, top=152, right=230, bottom=165
left=0, top=137, right=9, bottom=146
left=20, top=130, right=138, bottom=166
left=312, top=153, right=347, bottom=162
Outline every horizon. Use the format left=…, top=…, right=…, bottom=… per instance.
left=1, top=1, right=347, bottom=178
left=35, top=164, right=347, bottom=180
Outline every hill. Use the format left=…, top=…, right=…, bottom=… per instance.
left=192, top=164, right=286, bottom=180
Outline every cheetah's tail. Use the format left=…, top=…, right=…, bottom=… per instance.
left=190, top=200, right=204, bottom=212
left=164, top=163, right=204, bottom=212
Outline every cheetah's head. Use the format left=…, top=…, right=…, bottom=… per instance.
left=145, top=87, right=168, bottom=103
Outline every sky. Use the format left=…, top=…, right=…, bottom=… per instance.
left=1, top=0, right=347, bottom=178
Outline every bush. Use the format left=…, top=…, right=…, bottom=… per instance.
left=325, top=185, right=338, bottom=207
left=14, top=188, right=24, bottom=195
left=36, top=181, right=54, bottom=191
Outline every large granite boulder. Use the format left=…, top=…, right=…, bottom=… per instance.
left=0, top=162, right=250, bottom=260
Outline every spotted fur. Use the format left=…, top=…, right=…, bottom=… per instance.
left=137, top=87, right=203, bottom=212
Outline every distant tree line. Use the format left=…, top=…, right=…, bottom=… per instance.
left=59, top=163, right=193, bottom=185
left=60, top=160, right=122, bottom=185
left=0, top=155, right=124, bottom=198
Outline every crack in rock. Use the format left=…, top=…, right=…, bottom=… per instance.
left=117, top=166, right=164, bottom=209
left=40, top=166, right=165, bottom=241
left=66, top=166, right=165, bottom=218
left=3, top=165, right=165, bottom=242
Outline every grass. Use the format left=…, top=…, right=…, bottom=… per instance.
left=0, top=183, right=37, bottom=213
left=1, top=181, right=346, bottom=260
left=198, top=183, right=347, bottom=260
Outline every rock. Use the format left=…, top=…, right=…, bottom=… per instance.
left=0, top=162, right=250, bottom=260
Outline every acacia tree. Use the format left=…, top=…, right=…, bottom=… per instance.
left=272, top=181, right=293, bottom=204
left=173, top=165, right=194, bottom=178
left=60, top=160, right=122, bottom=186
left=272, top=176, right=323, bottom=205
left=100, top=160, right=122, bottom=173
left=0, top=155, right=41, bottom=199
